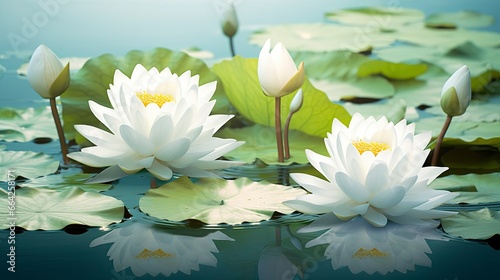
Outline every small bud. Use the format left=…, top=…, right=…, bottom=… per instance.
left=220, top=1, right=238, bottom=38
left=440, top=65, right=470, bottom=116
left=289, top=89, right=303, bottom=114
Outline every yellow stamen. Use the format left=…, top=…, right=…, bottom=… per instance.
left=136, top=91, right=175, bottom=107
left=352, top=140, right=390, bottom=156
left=352, top=248, right=389, bottom=259
left=136, top=248, right=173, bottom=259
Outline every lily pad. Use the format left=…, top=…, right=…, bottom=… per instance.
left=216, top=124, right=327, bottom=165
left=212, top=56, right=351, bottom=138
left=0, top=150, right=59, bottom=181
left=325, top=7, right=425, bottom=26
left=139, top=176, right=306, bottom=225
left=343, top=98, right=406, bottom=123
left=250, top=23, right=395, bottom=53
left=0, top=186, right=124, bottom=230
left=61, top=48, right=228, bottom=145
left=19, top=171, right=112, bottom=192
left=426, top=95, right=500, bottom=122
left=425, top=10, right=495, bottom=29
left=429, top=173, right=500, bottom=204
left=414, top=116, right=500, bottom=148
left=0, top=106, right=58, bottom=142
left=442, top=208, right=500, bottom=240
left=357, top=60, right=427, bottom=80
left=440, top=147, right=500, bottom=171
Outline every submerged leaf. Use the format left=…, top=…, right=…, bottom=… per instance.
left=442, top=208, right=500, bottom=240
left=0, top=187, right=124, bottom=230
left=216, top=125, right=327, bottom=164
left=139, top=176, right=306, bottom=225
left=0, top=106, right=58, bottom=142
left=212, top=56, right=351, bottom=138
left=61, top=48, right=228, bottom=145
left=0, top=150, right=59, bottom=181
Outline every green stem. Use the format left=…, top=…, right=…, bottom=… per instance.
left=229, top=36, right=236, bottom=57
left=50, top=97, right=69, bottom=165
left=275, top=97, right=284, bottom=162
left=431, top=115, right=453, bottom=166
left=284, top=112, right=293, bottom=160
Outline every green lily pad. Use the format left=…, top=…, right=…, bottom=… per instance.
left=414, top=116, right=500, bottom=148
left=0, top=106, right=58, bottom=142
left=216, top=124, right=327, bottom=165
left=357, top=60, right=428, bottom=80
left=0, top=150, right=59, bottom=181
left=250, top=23, right=395, bottom=53
left=426, top=95, right=500, bottom=122
left=442, top=208, right=500, bottom=240
left=0, top=186, right=124, bottom=230
left=425, top=10, right=495, bottom=29
left=212, top=56, right=351, bottom=138
left=429, top=173, right=500, bottom=204
left=19, top=171, right=112, bottom=192
left=343, top=98, right=406, bottom=123
left=375, top=42, right=500, bottom=92
left=61, top=48, right=228, bottom=145
left=391, top=77, right=448, bottom=108
left=139, top=176, right=306, bottom=225
left=325, top=7, right=425, bottom=26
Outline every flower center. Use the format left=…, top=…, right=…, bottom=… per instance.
left=352, top=248, right=389, bottom=259
left=136, top=91, right=175, bottom=107
left=352, top=140, right=390, bottom=156
left=136, top=248, right=173, bottom=259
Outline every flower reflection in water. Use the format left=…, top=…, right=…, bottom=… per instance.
left=90, top=221, right=234, bottom=277
left=299, top=214, right=448, bottom=275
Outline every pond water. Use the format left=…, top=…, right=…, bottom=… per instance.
left=2, top=0, right=500, bottom=279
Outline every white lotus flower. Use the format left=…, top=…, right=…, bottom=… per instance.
left=285, top=113, right=458, bottom=227
left=68, top=64, right=244, bottom=182
left=299, top=214, right=448, bottom=275
left=27, top=45, right=70, bottom=99
left=258, top=39, right=305, bottom=97
left=440, top=65, right=471, bottom=116
left=90, top=221, right=234, bottom=277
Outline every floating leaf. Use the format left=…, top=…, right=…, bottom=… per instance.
left=426, top=95, right=500, bottom=122
left=391, top=77, right=448, bottom=108
left=139, top=176, right=306, bottom=225
left=325, top=7, right=425, bottom=26
left=441, top=147, right=500, bottom=171
left=343, top=98, right=406, bottom=123
left=61, top=48, right=228, bottom=145
left=0, top=187, right=124, bottom=230
left=291, top=51, right=395, bottom=100
left=357, top=60, right=427, bottom=80
left=414, top=116, right=500, bottom=148
left=19, top=171, right=112, bottom=192
left=0, top=150, right=59, bottom=181
left=425, top=10, right=495, bottom=29
left=216, top=125, right=327, bottom=165
left=212, top=56, right=351, bottom=138
left=0, top=106, right=58, bottom=142
left=250, top=23, right=395, bottom=53
left=442, top=208, right=500, bottom=240
left=430, top=173, right=500, bottom=204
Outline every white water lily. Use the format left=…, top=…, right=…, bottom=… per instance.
left=90, top=221, right=234, bottom=277
left=440, top=65, right=471, bottom=116
left=285, top=113, right=458, bottom=227
left=68, top=64, right=244, bottom=182
left=27, top=45, right=70, bottom=99
left=299, top=214, right=448, bottom=275
left=258, top=39, right=305, bottom=97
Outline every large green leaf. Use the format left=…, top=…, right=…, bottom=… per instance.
left=0, top=187, right=124, bottom=230
left=19, top=171, right=112, bottom=192
left=216, top=124, right=327, bottom=165
left=250, top=23, right=395, bottom=53
left=0, top=150, right=59, bottom=181
left=325, top=7, right=425, bottom=26
left=0, top=106, right=58, bottom=142
left=61, top=48, right=229, bottom=145
left=357, top=60, right=427, bottom=80
left=212, top=56, right=351, bottom=138
left=429, top=173, right=500, bottom=204
left=139, top=176, right=306, bottom=225
left=442, top=208, right=500, bottom=240
left=425, top=10, right=495, bottom=29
